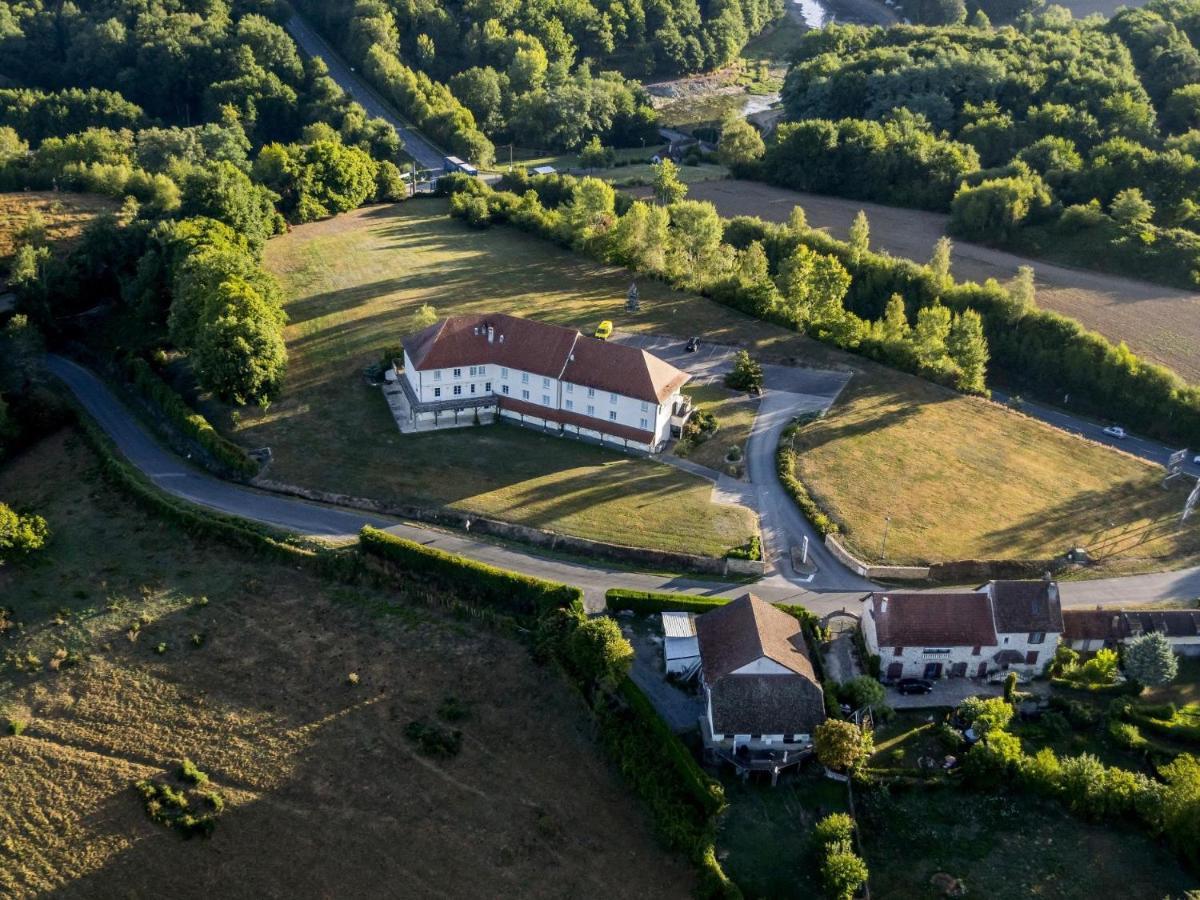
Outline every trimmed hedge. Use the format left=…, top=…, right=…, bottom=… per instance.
left=1050, top=677, right=1141, bottom=696
left=1128, top=708, right=1200, bottom=745
left=360, top=526, right=583, bottom=622
left=126, top=357, right=257, bottom=477
left=777, top=440, right=840, bottom=538
left=606, top=588, right=731, bottom=616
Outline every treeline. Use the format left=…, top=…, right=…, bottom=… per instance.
left=441, top=171, right=1200, bottom=446
left=444, top=171, right=990, bottom=393
left=754, top=11, right=1200, bottom=287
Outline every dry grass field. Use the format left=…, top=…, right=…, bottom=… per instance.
left=0, top=430, right=693, bottom=897
left=788, top=369, right=1200, bottom=573
left=251, top=198, right=1200, bottom=573
left=670, top=180, right=1200, bottom=385
left=244, top=199, right=782, bottom=557
left=0, top=192, right=118, bottom=266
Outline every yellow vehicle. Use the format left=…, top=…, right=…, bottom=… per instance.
left=594, top=320, right=613, bottom=340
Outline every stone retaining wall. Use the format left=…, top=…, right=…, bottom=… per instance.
left=252, top=477, right=732, bottom=575
left=824, top=534, right=1062, bottom=584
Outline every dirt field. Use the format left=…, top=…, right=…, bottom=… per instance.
left=0, top=430, right=693, bottom=898
left=669, top=180, right=1200, bottom=385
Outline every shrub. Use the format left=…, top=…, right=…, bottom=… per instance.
left=1123, top=632, right=1179, bottom=687
left=725, top=535, right=761, bottom=561
left=565, top=617, right=634, bottom=694
left=821, top=843, right=869, bottom=900
left=178, top=758, right=209, bottom=786
left=815, top=719, right=873, bottom=772
left=1080, top=648, right=1120, bottom=684
left=957, top=696, right=1014, bottom=737
left=840, top=676, right=886, bottom=712
left=964, top=730, right=1023, bottom=786
left=725, top=350, right=763, bottom=393
left=777, top=440, right=839, bottom=537
left=135, top=773, right=223, bottom=838
left=7, top=718, right=27, bottom=736
left=1109, top=720, right=1148, bottom=752
left=812, top=812, right=854, bottom=848
left=404, top=719, right=463, bottom=759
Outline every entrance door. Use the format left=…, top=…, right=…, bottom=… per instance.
left=950, top=662, right=967, bottom=678
left=886, top=662, right=903, bottom=679
left=923, top=662, right=943, bottom=679
left=976, top=662, right=988, bottom=678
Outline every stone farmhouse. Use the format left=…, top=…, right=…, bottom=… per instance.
left=1062, top=609, right=1200, bottom=656
left=695, top=594, right=825, bottom=754
left=861, top=579, right=1064, bottom=680
left=399, top=314, right=692, bottom=452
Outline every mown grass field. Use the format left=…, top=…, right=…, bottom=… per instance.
left=0, top=429, right=693, bottom=898
left=0, top=192, right=118, bottom=267
left=247, top=199, right=771, bottom=556
left=788, top=371, right=1200, bottom=572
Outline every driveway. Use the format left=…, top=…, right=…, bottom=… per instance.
left=887, top=678, right=1047, bottom=710
left=624, top=616, right=704, bottom=734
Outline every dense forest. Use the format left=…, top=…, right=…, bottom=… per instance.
left=752, top=3, right=1200, bottom=287
left=294, top=0, right=783, bottom=155
left=0, top=0, right=411, bottom=410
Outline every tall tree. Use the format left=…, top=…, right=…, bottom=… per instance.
left=653, top=158, right=687, bottom=206
left=1124, top=632, right=1178, bottom=686
left=947, top=309, right=990, bottom=393
left=848, top=210, right=870, bottom=262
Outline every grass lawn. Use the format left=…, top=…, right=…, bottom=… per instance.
left=677, top=383, right=757, bottom=477
left=0, top=191, right=117, bottom=266
left=603, top=162, right=730, bottom=187
left=244, top=199, right=760, bottom=557
left=716, top=767, right=850, bottom=899
left=1143, top=657, right=1200, bottom=708
left=789, top=371, right=1200, bottom=574
left=860, top=785, right=1195, bottom=899
left=0, top=429, right=694, bottom=897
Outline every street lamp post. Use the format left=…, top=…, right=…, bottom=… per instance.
left=880, top=516, right=892, bottom=559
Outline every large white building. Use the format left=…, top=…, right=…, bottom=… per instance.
left=399, top=314, right=692, bottom=452
left=861, top=579, right=1064, bottom=681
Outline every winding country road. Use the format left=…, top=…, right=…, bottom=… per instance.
left=48, top=355, right=1200, bottom=611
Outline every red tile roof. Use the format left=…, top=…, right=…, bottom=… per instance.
left=696, top=594, right=818, bottom=683
left=868, top=592, right=998, bottom=647
left=403, top=314, right=689, bottom=404
left=499, top=395, right=655, bottom=444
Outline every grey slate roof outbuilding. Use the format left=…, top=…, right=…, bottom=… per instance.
left=695, top=594, right=825, bottom=738
left=988, top=579, right=1064, bottom=634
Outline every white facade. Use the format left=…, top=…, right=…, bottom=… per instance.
left=402, top=353, right=681, bottom=452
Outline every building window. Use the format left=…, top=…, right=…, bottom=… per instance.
left=587, top=387, right=595, bottom=398
left=640, top=401, right=648, bottom=412
left=521, top=372, right=529, bottom=384
left=1029, top=631, right=1045, bottom=645
left=587, top=404, right=595, bottom=416
left=542, top=377, right=550, bottom=388
left=640, top=417, right=648, bottom=429
left=565, top=399, right=574, bottom=411
left=470, top=384, right=476, bottom=394
left=501, top=367, right=509, bottom=377
left=434, top=370, right=442, bottom=381
left=1025, top=651, right=1039, bottom=665
left=972, top=645, right=981, bottom=656
left=433, top=387, right=442, bottom=398
left=609, top=410, right=617, bottom=421
left=522, top=389, right=529, bottom=400
left=453, top=368, right=461, bottom=378
left=893, top=646, right=903, bottom=656
left=565, top=383, right=573, bottom=394
left=502, top=385, right=509, bottom=395
left=485, top=382, right=491, bottom=392
left=468, top=366, right=476, bottom=376
left=609, top=392, right=618, bottom=404
left=478, top=365, right=486, bottom=376
left=453, top=385, right=462, bottom=396
left=542, top=394, right=550, bottom=406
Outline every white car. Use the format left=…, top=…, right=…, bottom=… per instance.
left=1103, top=425, right=1127, bottom=439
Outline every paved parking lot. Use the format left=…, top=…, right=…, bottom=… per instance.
left=887, top=678, right=1047, bottom=709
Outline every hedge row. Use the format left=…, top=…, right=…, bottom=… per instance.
left=1128, top=708, right=1200, bottom=745
left=776, top=440, right=840, bottom=538
left=126, top=358, right=257, bottom=477
left=1050, top=677, right=1141, bottom=696
left=605, top=588, right=731, bottom=616
left=360, top=526, right=583, bottom=622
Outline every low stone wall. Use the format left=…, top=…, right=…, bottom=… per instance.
left=824, top=534, right=1063, bottom=584
left=251, top=477, right=729, bottom=575
left=725, top=557, right=767, bottom=576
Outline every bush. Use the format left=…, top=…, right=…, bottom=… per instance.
left=815, top=719, right=873, bottom=772
left=821, top=844, right=869, bottom=900
left=725, top=350, right=764, bottom=393
left=360, top=526, right=583, bottom=623
left=178, top=758, right=209, bottom=786
left=404, top=719, right=463, bottom=759
left=812, top=812, right=854, bottom=848
left=566, top=617, right=634, bottom=693
left=725, top=535, right=761, bottom=561
left=840, top=675, right=886, bottom=711
left=777, top=439, right=840, bottom=538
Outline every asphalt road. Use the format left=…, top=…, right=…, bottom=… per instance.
left=285, top=14, right=446, bottom=170
left=992, top=389, right=1200, bottom=480
left=47, top=355, right=869, bottom=613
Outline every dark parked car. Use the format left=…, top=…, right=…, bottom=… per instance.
left=895, top=678, right=935, bottom=695
left=685, top=337, right=700, bottom=352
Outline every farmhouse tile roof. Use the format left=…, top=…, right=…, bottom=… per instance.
left=696, top=594, right=817, bottom=683
left=868, top=592, right=998, bottom=648
left=696, top=594, right=825, bottom=737
left=403, top=314, right=689, bottom=404
left=989, top=580, right=1064, bottom=635
left=498, top=395, right=655, bottom=444
left=1064, top=609, right=1200, bottom=642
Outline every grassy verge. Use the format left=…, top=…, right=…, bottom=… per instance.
left=0, top=428, right=697, bottom=896
left=676, top=383, right=756, bottom=476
